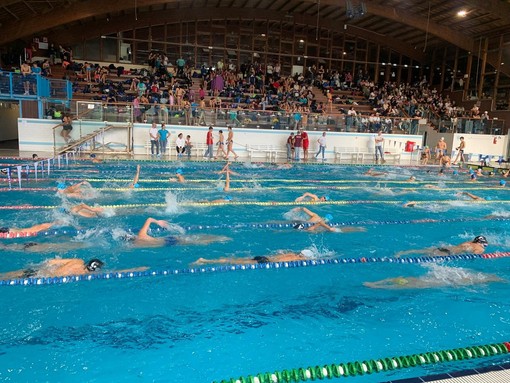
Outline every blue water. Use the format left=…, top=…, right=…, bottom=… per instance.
left=1, top=160, right=510, bottom=382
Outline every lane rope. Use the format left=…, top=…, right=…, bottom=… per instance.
left=2, top=216, right=510, bottom=239
left=212, top=341, right=510, bottom=383
left=2, top=251, right=510, bottom=287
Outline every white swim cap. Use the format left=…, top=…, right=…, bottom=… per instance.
left=300, top=249, right=314, bottom=258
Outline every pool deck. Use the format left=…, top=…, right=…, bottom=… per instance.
left=386, top=362, right=510, bottom=383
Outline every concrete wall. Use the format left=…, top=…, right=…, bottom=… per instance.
left=0, top=102, right=20, bottom=141
left=18, top=117, right=424, bottom=162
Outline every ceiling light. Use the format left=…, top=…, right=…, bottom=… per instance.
left=457, top=9, right=467, bottom=17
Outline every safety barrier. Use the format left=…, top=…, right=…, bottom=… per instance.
left=212, top=341, right=510, bottom=383
left=2, top=251, right=510, bottom=287
left=2, top=216, right=510, bottom=239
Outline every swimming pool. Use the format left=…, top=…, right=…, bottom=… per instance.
left=1, top=159, right=510, bottom=383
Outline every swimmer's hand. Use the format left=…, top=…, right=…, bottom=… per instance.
left=155, top=220, right=171, bottom=230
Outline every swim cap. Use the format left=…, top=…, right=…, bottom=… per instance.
left=473, top=235, right=488, bottom=246
left=500, top=180, right=506, bottom=186
left=224, top=195, right=232, bottom=201
left=324, top=214, right=333, bottom=222
left=90, top=154, right=96, bottom=158
left=134, top=183, right=140, bottom=188
left=176, top=169, right=183, bottom=174
left=453, top=170, right=458, bottom=175
left=85, top=259, right=104, bottom=272
left=300, top=249, right=314, bottom=258
left=0, top=227, right=9, bottom=233
left=324, top=195, right=330, bottom=201
left=57, top=182, right=66, bottom=190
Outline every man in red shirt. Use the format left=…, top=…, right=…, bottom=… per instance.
left=204, top=126, right=214, bottom=159
left=301, top=129, right=309, bottom=161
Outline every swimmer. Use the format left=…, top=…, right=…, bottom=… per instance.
left=169, top=168, right=185, bottom=183
left=294, top=192, right=330, bottom=202
left=0, top=258, right=147, bottom=280
left=363, top=270, right=503, bottom=290
left=459, top=191, right=485, bottom=201
left=277, top=163, right=293, bottom=169
left=0, top=240, right=87, bottom=253
left=89, top=154, right=102, bottom=163
left=68, top=203, right=105, bottom=218
left=208, top=195, right=233, bottom=204
left=364, top=168, right=388, bottom=177
left=129, top=164, right=141, bottom=188
left=0, top=221, right=57, bottom=235
left=291, top=207, right=365, bottom=233
left=57, top=181, right=94, bottom=198
left=131, top=217, right=231, bottom=248
left=498, top=180, right=506, bottom=188
left=394, top=235, right=489, bottom=258
left=406, top=176, right=417, bottom=182
left=191, top=249, right=317, bottom=266
left=218, top=162, right=239, bottom=192
left=403, top=201, right=417, bottom=208
left=439, top=155, right=451, bottom=168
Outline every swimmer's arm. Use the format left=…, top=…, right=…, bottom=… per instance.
left=299, top=207, right=315, bottom=218
left=137, top=217, right=169, bottom=238
left=116, top=266, right=149, bottom=273
left=131, top=164, right=141, bottom=187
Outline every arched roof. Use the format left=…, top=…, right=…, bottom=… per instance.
left=1, top=0, right=509, bottom=69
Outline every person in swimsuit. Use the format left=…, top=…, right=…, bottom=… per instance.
left=68, top=203, right=105, bottom=218
left=0, top=221, right=57, bottom=235
left=218, top=162, right=239, bottom=192
left=131, top=217, right=231, bottom=248
left=290, top=207, right=365, bottom=233
left=394, top=235, right=489, bottom=258
left=191, top=249, right=316, bottom=266
left=364, top=268, right=504, bottom=290
left=169, top=168, right=185, bottom=183
left=0, top=258, right=147, bottom=280
left=225, top=126, right=239, bottom=160
left=214, top=130, right=228, bottom=159
left=57, top=181, right=95, bottom=199
left=294, top=192, right=330, bottom=202
left=129, top=164, right=141, bottom=188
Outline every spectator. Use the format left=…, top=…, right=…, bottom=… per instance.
left=203, top=126, right=214, bottom=159
left=374, top=130, right=385, bottom=164
left=286, top=132, right=295, bottom=161
left=149, top=122, right=159, bottom=157
left=158, top=123, right=169, bottom=155
left=185, top=135, right=193, bottom=159
left=315, top=132, right=327, bottom=161
left=175, top=133, right=185, bottom=158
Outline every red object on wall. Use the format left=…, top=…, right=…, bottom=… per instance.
left=405, top=141, right=415, bottom=152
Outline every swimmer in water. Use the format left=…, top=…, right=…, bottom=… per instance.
left=0, top=258, right=147, bottom=280
left=218, top=162, right=239, bottom=192
left=57, top=181, right=94, bottom=198
left=364, top=168, right=388, bottom=177
left=169, top=168, right=185, bottom=183
left=290, top=207, right=365, bottom=233
left=294, top=192, right=330, bottom=202
left=191, top=249, right=317, bottom=266
left=363, top=269, right=504, bottom=290
left=0, top=240, right=87, bottom=253
left=68, top=203, right=105, bottom=218
left=394, top=235, right=489, bottom=258
left=0, top=221, right=57, bottom=235
left=129, top=164, right=141, bottom=188
left=459, top=191, right=485, bottom=201
left=208, top=195, right=233, bottom=204
left=131, top=217, right=232, bottom=248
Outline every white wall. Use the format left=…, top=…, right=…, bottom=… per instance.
left=18, top=118, right=424, bottom=162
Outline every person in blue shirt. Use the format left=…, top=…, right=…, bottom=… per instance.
left=158, top=124, right=170, bottom=155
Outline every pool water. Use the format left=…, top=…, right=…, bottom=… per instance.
left=1, top=160, right=510, bottom=383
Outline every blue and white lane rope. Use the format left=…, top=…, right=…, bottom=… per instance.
left=2, top=252, right=509, bottom=287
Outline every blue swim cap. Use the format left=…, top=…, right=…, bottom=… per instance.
left=500, top=180, right=506, bottom=186
left=57, top=182, right=66, bottom=190
left=453, top=170, right=458, bottom=175
left=324, top=214, right=333, bottom=222
left=176, top=169, right=183, bottom=174
left=134, top=183, right=140, bottom=188
left=486, top=196, right=492, bottom=200
left=224, top=195, right=232, bottom=201
left=324, top=195, right=330, bottom=201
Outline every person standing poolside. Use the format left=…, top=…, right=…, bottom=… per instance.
left=225, top=126, right=239, bottom=160
left=301, top=129, right=310, bottom=161
left=132, top=217, right=231, bottom=248
left=175, top=133, right=185, bottom=158
left=185, top=135, right=193, bottom=159
left=214, top=130, right=228, bottom=159
left=204, top=126, right=214, bottom=160
left=315, top=132, right=327, bottom=160
left=149, top=122, right=160, bottom=157
left=191, top=249, right=317, bottom=266
left=421, top=146, right=431, bottom=165
left=394, top=235, right=489, bottom=258
left=294, top=130, right=303, bottom=161
left=286, top=132, right=295, bottom=161
left=435, top=137, right=447, bottom=162
left=452, top=136, right=466, bottom=165
left=158, top=124, right=170, bottom=156
left=374, top=130, right=385, bottom=164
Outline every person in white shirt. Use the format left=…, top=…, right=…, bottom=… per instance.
left=315, top=132, right=327, bottom=160
left=175, top=133, right=185, bottom=158
left=374, top=130, right=385, bottom=163
left=149, top=122, right=159, bottom=156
